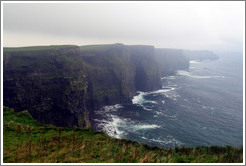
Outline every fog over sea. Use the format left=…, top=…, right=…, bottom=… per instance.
left=92, top=52, right=243, bottom=148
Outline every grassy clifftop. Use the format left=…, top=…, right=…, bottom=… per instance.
left=3, top=45, right=77, bottom=52
left=3, top=106, right=243, bottom=163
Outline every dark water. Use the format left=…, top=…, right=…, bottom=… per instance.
left=93, top=53, right=243, bottom=148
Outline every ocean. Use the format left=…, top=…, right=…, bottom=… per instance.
left=92, top=52, right=244, bottom=148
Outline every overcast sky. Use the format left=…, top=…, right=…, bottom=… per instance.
left=2, top=1, right=245, bottom=52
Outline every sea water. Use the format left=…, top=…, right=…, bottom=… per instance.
left=92, top=52, right=243, bottom=148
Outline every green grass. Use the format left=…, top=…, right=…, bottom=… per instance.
left=3, top=106, right=243, bottom=163
left=80, top=44, right=114, bottom=49
left=3, top=45, right=77, bottom=52
left=3, top=45, right=86, bottom=80
left=79, top=44, right=123, bottom=53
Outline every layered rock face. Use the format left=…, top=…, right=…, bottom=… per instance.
left=128, top=45, right=162, bottom=91
left=3, top=44, right=191, bottom=128
left=80, top=44, right=136, bottom=108
left=3, top=46, right=90, bottom=128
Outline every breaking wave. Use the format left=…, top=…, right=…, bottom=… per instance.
left=95, top=114, right=127, bottom=139
left=132, top=91, right=156, bottom=105
left=132, top=87, right=179, bottom=106
left=97, top=104, right=123, bottom=114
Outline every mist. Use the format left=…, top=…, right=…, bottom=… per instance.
left=2, top=1, right=245, bottom=52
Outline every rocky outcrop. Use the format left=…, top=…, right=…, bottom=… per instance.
left=184, top=50, right=219, bottom=61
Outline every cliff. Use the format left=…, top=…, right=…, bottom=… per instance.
left=79, top=44, right=161, bottom=108
left=3, top=45, right=90, bottom=128
left=3, top=44, right=163, bottom=128
left=155, top=48, right=190, bottom=76
left=3, top=44, right=194, bottom=128
left=80, top=44, right=135, bottom=108
left=128, top=45, right=162, bottom=91
left=184, top=50, right=219, bottom=61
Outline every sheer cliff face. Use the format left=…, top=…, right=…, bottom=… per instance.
left=80, top=44, right=136, bottom=108
left=128, top=45, right=162, bottom=91
left=3, top=46, right=90, bottom=128
left=80, top=44, right=162, bottom=108
left=155, top=48, right=190, bottom=76
left=3, top=44, right=162, bottom=127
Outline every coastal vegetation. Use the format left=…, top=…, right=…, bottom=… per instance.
left=3, top=106, right=243, bottom=163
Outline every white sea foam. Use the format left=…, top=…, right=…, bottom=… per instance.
left=98, top=114, right=127, bottom=138
left=95, top=104, right=126, bottom=138
left=156, top=87, right=180, bottom=101
left=153, top=109, right=177, bottom=119
left=155, top=111, right=164, bottom=116
left=192, top=75, right=225, bottom=79
left=111, top=115, right=125, bottom=136
left=142, top=107, right=153, bottom=111
left=132, top=91, right=146, bottom=105
left=163, top=114, right=177, bottom=119
left=162, top=75, right=178, bottom=80
left=164, top=91, right=180, bottom=101
left=177, top=70, right=224, bottom=79
left=201, top=105, right=215, bottom=110
left=132, top=86, right=180, bottom=106
left=97, top=112, right=162, bottom=138
left=129, top=124, right=161, bottom=131
left=153, top=88, right=173, bottom=93
left=190, top=60, right=200, bottom=64
left=100, top=104, right=123, bottom=113
left=132, top=91, right=157, bottom=106
left=176, top=70, right=193, bottom=77
left=132, top=88, right=177, bottom=106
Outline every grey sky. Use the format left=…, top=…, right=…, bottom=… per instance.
left=2, top=1, right=245, bottom=52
